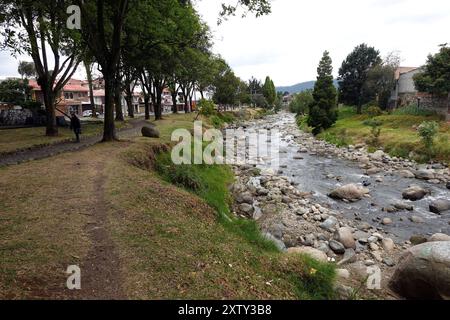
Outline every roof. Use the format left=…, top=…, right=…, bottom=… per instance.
left=28, top=79, right=88, bottom=92
left=395, top=67, right=419, bottom=80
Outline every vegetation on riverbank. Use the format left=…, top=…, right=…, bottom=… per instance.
left=315, top=106, right=450, bottom=163
left=0, top=112, right=336, bottom=300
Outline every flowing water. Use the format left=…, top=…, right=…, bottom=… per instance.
left=244, top=112, right=450, bottom=243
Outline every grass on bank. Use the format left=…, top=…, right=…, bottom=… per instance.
left=0, top=120, right=131, bottom=155
left=0, top=111, right=336, bottom=300
left=315, top=106, right=450, bottom=163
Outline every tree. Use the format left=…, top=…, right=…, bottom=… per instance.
left=338, top=44, right=381, bottom=114
left=365, top=52, right=400, bottom=110
left=289, top=90, right=313, bottom=115
left=262, top=76, right=276, bottom=108
left=1, top=0, right=83, bottom=136
left=0, top=79, right=31, bottom=106
left=18, top=61, right=36, bottom=79
left=219, top=0, right=271, bottom=23
left=308, top=51, right=337, bottom=135
left=213, top=66, right=240, bottom=107
left=414, top=45, right=450, bottom=97
left=76, top=0, right=130, bottom=141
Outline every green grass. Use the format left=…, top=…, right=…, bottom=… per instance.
left=0, top=120, right=131, bottom=155
left=317, top=106, right=450, bottom=163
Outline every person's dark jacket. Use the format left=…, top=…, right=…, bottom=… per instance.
left=70, top=115, right=81, bottom=131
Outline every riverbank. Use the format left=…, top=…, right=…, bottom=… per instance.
left=313, top=106, right=450, bottom=164
left=0, top=111, right=336, bottom=299
left=230, top=112, right=450, bottom=298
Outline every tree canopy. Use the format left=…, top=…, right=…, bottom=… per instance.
left=414, top=45, right=450, bottom=97
left=338, top=43, right=381, bottom=114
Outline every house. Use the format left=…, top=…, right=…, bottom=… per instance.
left=390, top=67, right=450, bottom=120
left=29, top=79, right=91, bottom=116
left=390, top=67, right=422, bottom=108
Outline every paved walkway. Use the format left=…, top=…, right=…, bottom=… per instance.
left=0, top=119, right=147, bottom=167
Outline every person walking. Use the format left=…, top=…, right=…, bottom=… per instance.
left=69, top=112, right=82, bottom=143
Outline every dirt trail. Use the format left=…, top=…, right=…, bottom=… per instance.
left=72, top=161, right=126, bottom=300
left=0, top=119, right=147, bottom=167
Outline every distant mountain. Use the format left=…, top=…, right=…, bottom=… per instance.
left=277, top=80, right=339, bottom=94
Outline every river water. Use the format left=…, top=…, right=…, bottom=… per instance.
left=243, top=112, right=450, bottom=243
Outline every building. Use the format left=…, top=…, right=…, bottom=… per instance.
left=390, top=67, right=450, bottom=120
left=390, top=67, right=422, bottom=108
left=29, top=79, right=91, bottom=116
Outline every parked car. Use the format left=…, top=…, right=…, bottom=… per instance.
left=82, top=110, right=93, bottom=117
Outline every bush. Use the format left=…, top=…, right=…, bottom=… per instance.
left=296, top=115, right=313, bottom=133
left=197, top=99, right=217, bottom=116
left=363, top=119, right=382, bottom=147
left=365, top=105, right=383, bottom=117
left=210, top=115, right=224, bottom=128
left=418, top=121, right=439, bottom=159
left=289, top=90, right=313, bottom=115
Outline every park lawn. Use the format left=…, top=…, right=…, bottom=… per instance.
left=318, top=107, right=450, bottom=163
left=0, top=112, right=336, bottom=300
left=0, top=120, right=131, bottom=155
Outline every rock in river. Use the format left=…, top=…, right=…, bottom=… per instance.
left=329, top=184, right=370, bottom=202
left=389, top=241, right=450, bottom=300
left=429, top=233, right=450, bottom=242
left=402, top=185, right=430, bottom=201
left=429, top=199, right=450, bottom=214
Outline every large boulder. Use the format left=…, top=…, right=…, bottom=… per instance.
left=398, top=170, right=415, bottom=179
left=333, top=227, right=356, bottom=249
left=429, top=199, right=450, bottom=214
left=287, top=247, right=328, bottom=263
left=389, top=241, right=450, bottom=300
left=415, top=169, right=436, bottom=181
left=402, top=185, right=430, bottom=201
left=141, top=126, right=160, bottom=138
left=370, top=150, right=385, bottom=161
left=429, top=233, right=450, bottom=242
left=328, top=184, right=370, bottom=202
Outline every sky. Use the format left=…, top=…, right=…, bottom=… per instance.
left=196, top=0, right=450, bottom=86
left=1, top=0, right=449, bottom=86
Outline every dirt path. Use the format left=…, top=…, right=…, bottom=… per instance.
left=0, top=119, right=147, bottom=167
left=72, top=161, right=126, bottom=300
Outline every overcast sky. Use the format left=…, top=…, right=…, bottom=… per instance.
left=197, top=0, right=450, bottom=86
left=1, top=0, right=449, bottom=86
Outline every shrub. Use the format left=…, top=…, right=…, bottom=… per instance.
left=365, top=105, right=383, bottom=117
left=197, top=99, right=217, bottom=116
left=210, top=115, right=223, bottom=128
left=418, top=121, right=439, bottom=159
left=363, top=119, right=382, bottom=147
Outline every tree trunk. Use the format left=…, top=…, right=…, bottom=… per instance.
left=144, top=95, right=150, bottom=120
left=103, top=74, right=116, bottom=141
left=171, top=93, right=178, bottom=114
left=154, top=87, right=163, bottom=121
left=84, top=61, right=97, bottom=118
left=41, top=83, right=58, bottom=136
left=114, top=84, right=124, bottom=121
left=126, top=95, right=134, bottom=118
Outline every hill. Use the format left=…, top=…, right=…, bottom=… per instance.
left=277, top=80, right=339, bottom=94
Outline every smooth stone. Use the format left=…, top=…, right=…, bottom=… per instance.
left=329, top=240, right=346, bottom=254
left=429, top=199, right=450, bottom=214
left=286, top=247, right=328, bottom=262
left=428, top=233, right=450, bottom=242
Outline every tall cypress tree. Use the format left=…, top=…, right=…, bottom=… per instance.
left=308, top=51, right=337, bottom=135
